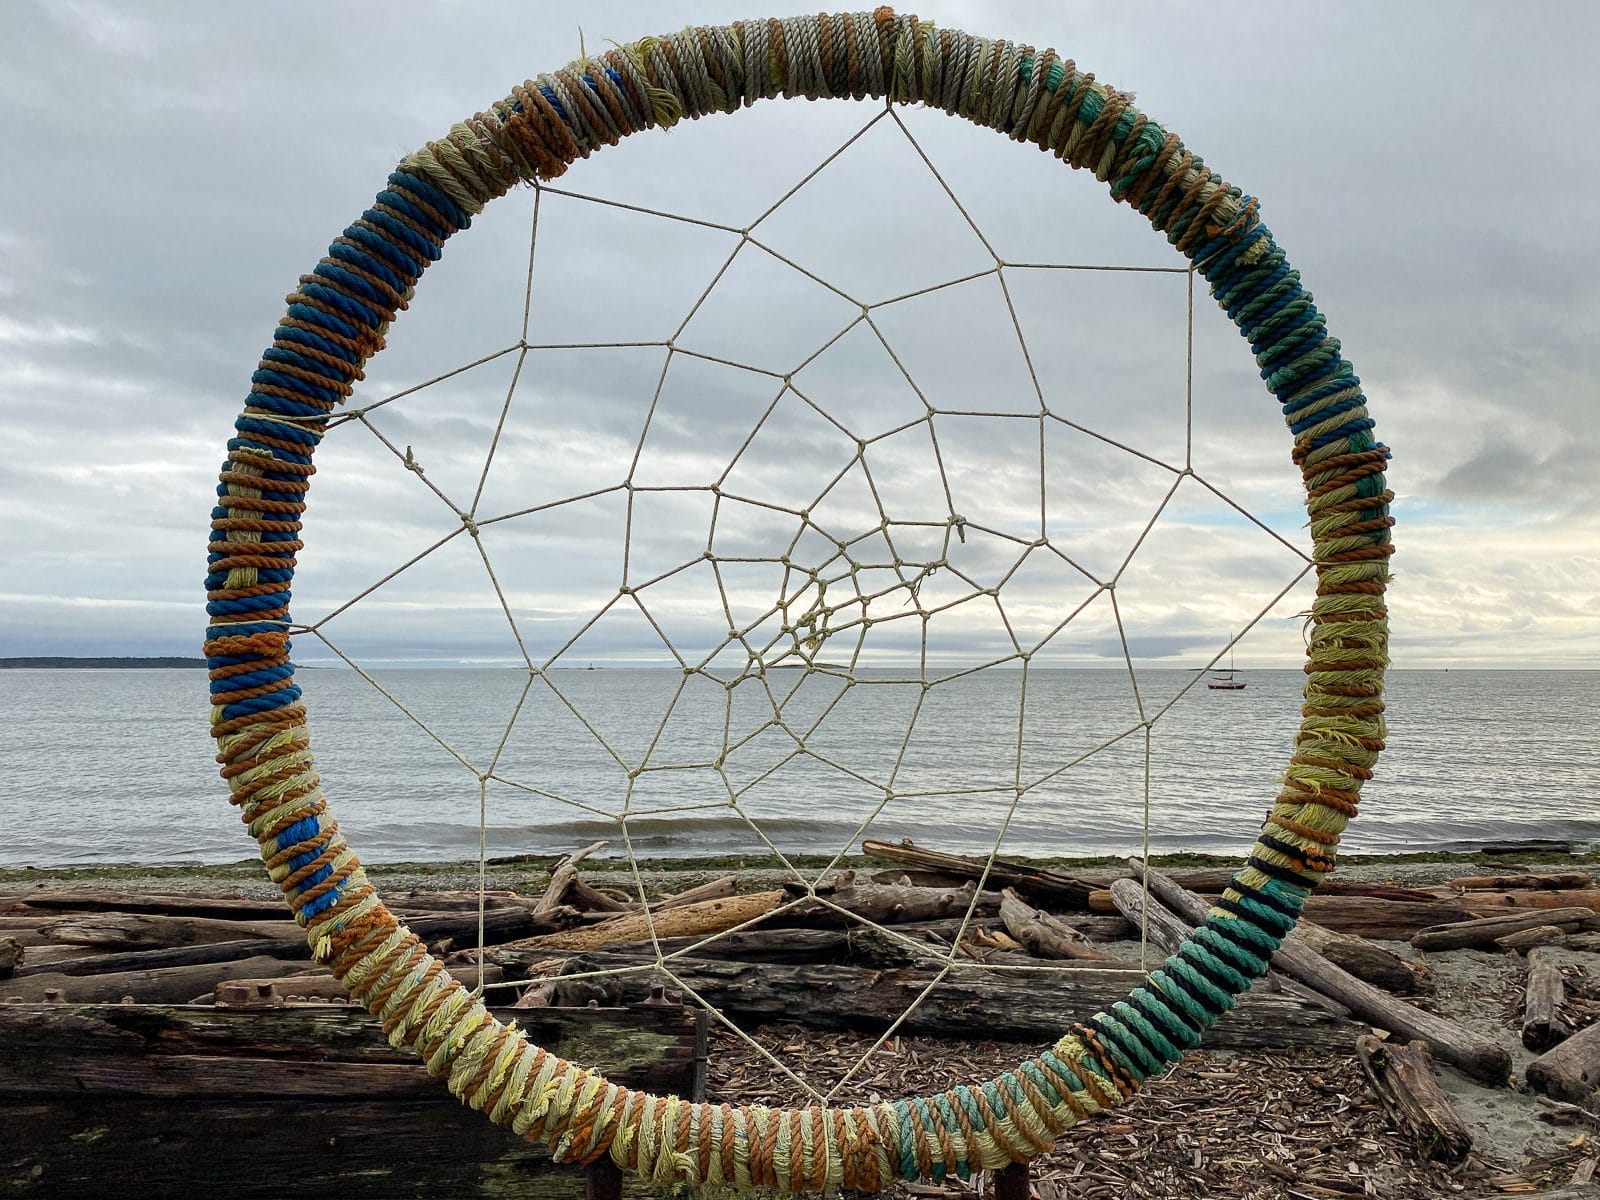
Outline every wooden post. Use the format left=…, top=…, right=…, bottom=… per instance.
left=994, top=1160, right=1031, bottom=1199
left=584, top=1157, right=623, bottom=1200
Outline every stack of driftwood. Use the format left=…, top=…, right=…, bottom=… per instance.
left=0, top=873, right=704, bottom=1198
left=3, top=838, right=1599, bottom=1192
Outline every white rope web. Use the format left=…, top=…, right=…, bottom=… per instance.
left=293, top=99, right=1316, bottom=1105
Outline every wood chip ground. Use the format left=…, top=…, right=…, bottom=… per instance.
left=706, top=1029, right=1598, bottom=1198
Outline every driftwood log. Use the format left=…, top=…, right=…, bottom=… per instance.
left=656, top=876, right=741, bottom=911
left=1105, top=879, right=1351, bottom=1019
left=38, top=912, right=301, bottom=951
left=1445, top=888, right=1600, bottom=914
left=1, top=890, right=289, bottom=921
left=534, top=841, right=608, bottom=914
left=382, top=889, right=525, bottom=913
left=861, top=839, right=1095, bottom=906
left=567, top=878, right=636, bottom=914
left=1527, top=1016, right=1600, bottom=1103
left=555, top=953, right=1362, bottom=1051
left=2, top=955, right=318, bottom=1004
left=1498, top=925, right=1567, bottom=953
left=1087, top=889, right=1475, bottom=940
left=1354, top=1035, right=1472, bottom=1164
left=1412, top=908, right=1600, bottom=952
left=778, top=879, right=1002, bottom=928
left=496, top=926, right=940, bottom=972
left=0, top=1001, right=701, bottom=1199
left=1128, top=859, right=1512, bottom=1085
left=998, top=888, right=1116, bottom=961
left=213, top=963, right=506, bottom=1004
left=13, top=936, right=308, bottom=978
left=1449, top=872, right=1593, bottom=891
left=501, top=890, right=784, bottom=954
left=1522, top=947, right=1573, bottom=1052
left=1290, top=918, right=1423, bottom=994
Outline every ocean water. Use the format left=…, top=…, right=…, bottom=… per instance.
left=0, top=667, right=1596, bottom=867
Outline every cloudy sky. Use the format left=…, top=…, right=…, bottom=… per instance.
left=4, top=0, right=1598, bottom=672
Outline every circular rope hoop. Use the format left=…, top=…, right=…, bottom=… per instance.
left=205, top=10, right=1391, bottom=1191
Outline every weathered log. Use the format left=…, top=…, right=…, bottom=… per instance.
left=554, top=953, right=1362, bottom=1051
left=0, top=1000, right=701, bottom=1096
left=40, top=912, right=302, bottom=950
left=654, top=875, right=739, bottom=911
left=2, top=956, right=315, bottom=1004
left=14, top=936, right=308, bottom=978
left=562, top=874, right=741, bottom=917
left=1105, top=879, right=1351, bottom=1019
left=6, top=945, right=93, bottom=971
left=0, top=914, right=67, bottom=930
left=0, top=926, right=52, bottom=947
left=214, top=963, right=505, bottom=1003
left=501, top=925, right=948, bottom=973
left=1412, top=908, right=1600, bottom=952
left=999, top=888, right=1117, bottom=961
left=567, top=878, right=638, bottom=913
left=878, top=914, right=1125, bottom=942
left=515, top=929, right=842, bottom=969
left=0, top=1099, right=670, bottom=1199
left=1290, top=920, right=1424, bottom=994
left=1093, top=870, right=1439, bottom=902
left=408, top=904, right=580, bottom=947
left=0, top=1000, right=701, bottom=1198
left=1448, top=888, right=1600, bottom=915
left=381, top=889, right=524, bottom=914
left=1301, top=896, right=1483, bottom=938
left=0, top=937, right=20, bottom=979
left=535, top=841, right=608, bottom=915
left=777, top=881, right=1001, bottom=927
left=1104, top=878, right=1192, bottom=957
left=1522, top=946, right=1572, bottom=1052
left=501, top=890, right=784, bottom=954
left=1087, top=889, right=1476, bottom=939
left=1498, top=925, right=1567, bottom=953
left=861, top=839, right=1095, bottom=906
left=1564, top=931, right=1600, bottom=953
left=1354, top=1035, right=1472, bottom=1164
left=1450, top=872, right=1593, bottom=891
left=20, top=906, right=569, bottom=976
left=1527, top=1016, right=1600, bottom=1103
left=1, top=890, right=289, bottom=921
left=1128, top=858, right=1512, bottom=1085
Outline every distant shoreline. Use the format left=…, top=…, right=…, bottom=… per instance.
left=0, top=656, right=207, bottom=669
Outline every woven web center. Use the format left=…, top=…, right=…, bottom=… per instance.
left=292, top=99, right=1316, bottom=1103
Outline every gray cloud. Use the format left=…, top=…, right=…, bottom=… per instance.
left=3, top=0, right=1597, bottom=670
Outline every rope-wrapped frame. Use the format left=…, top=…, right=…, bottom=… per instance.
left=205, top=9, right=1391, bottom=1191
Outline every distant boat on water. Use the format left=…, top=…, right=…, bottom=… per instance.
left=1207, top=651, right=1246, bottom=691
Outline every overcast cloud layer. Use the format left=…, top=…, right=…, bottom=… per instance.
left=3, top=0, right=1598, bottom=670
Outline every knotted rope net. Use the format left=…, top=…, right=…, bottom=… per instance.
left=205, top=10, right=1391, bottom=1192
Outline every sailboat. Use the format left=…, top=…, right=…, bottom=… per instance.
left=1207, top=650, right=1246, bottom=690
